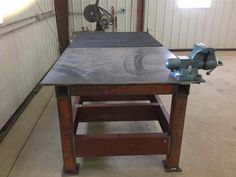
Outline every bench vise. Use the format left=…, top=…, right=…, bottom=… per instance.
left=166, top=43, right=223, bottom=83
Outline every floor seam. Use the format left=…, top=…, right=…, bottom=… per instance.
left=6, top=92, right=55, bottom=177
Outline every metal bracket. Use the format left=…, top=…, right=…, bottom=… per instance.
left=62, top=164, right=80, bottom=176
left=162, top=160, right=182, bottom=172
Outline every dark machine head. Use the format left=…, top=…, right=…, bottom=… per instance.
left=83, top=0, right=115, bottom=31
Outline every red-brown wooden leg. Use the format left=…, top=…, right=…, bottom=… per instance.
left=164, top=85, right=190, bottom=172
left=56, top=86, right=77, bottom=174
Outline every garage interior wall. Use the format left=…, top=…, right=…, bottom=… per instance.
left=1, top=0, right=236, bottom=129
left=0, top=0, right=59, bottom=129
left=68, top=0, right=138, bottom=37
left=144, top=0, right=236, bottom=49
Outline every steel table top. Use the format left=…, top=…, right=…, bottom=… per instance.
left=41, top=46, right=186, bottom=85
left=70, top=32, right=162, bottom=48
left=41, top=32, right=189, bottom=86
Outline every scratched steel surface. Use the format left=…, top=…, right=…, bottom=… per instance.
left=70, top=32, right=162, bottom=48
left=41, top=47, right=184, bottom=86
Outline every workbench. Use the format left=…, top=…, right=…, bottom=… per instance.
left=41, top=32, right=190, bottom=174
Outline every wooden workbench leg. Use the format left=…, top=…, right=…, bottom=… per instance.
left=55, top=86, right=78, bottom=174
left=164, top=85, right=190, bottom=172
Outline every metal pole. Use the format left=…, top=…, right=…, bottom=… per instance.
left=137, top=0, right=145, bottom=32
left=54, top=0, right=69, bottom=53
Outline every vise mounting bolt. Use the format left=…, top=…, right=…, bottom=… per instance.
left=166, top=43, right=223, bottom=83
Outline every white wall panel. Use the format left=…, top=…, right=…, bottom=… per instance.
left=0, top=0, right=59, bottom=129
left=145, top=0, right=236, bottom=49
left=147, top=0, right=157, bottom=36
left=226, top=0, right=236, bottom=48
left=155, top=0, right=166, bottom=43
left=169, top=2, right=182, bottom=48
left=68, top=0, right=137, bottom=37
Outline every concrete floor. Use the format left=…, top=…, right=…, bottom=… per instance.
left=0, top=51, right=236, bottom=177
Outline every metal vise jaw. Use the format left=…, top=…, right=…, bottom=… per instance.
left=166, top=43, right=223, bottom=83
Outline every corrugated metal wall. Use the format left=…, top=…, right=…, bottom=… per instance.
left=144, top=0, right=236, bottom=49
left=68, top=0, right=137, bottom=37
left=0, top=0, right=59, bottom=129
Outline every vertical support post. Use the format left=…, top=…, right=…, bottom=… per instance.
left=111, top=6, right=115, bottom=32
left=137, top=0, right=145, bottom=32
left=55, top=86, right=77, bottom=173
left=164, top=85, right=190, bottom=172
left=54, top=0, right=69, bottom=53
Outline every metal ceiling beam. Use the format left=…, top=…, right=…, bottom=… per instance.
left=137, top=0, right=145, bottom=32
left=54, top=0, right=69, bottom=53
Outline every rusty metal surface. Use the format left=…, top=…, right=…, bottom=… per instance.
left=41, top=47, right=189, bottom=85
left=70, top=32, right=162, bottom=48
left=137, top=0, right=145, bottom=32
left=75, top=103, right=163, bottom=122
left=76, top=133, right=169, bottom=157
left=166, top=85, right=189, bottom=170
left=56, top=94, right=77, bottom=173
left=69, top=84, right=174, bottom=96
left=54, top=0, right=69, bottom=53
left=81, top=95, right=150, bottom=101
